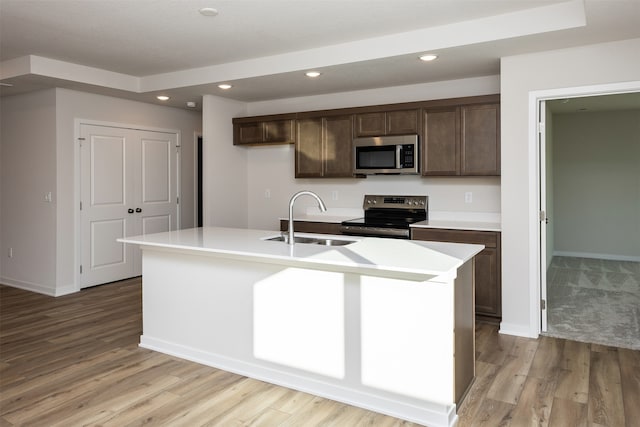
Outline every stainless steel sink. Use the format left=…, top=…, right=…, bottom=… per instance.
left=264, top=235, right=355, bottom=246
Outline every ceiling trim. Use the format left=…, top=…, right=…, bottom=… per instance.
left=1, top=1, right=586, bottom=98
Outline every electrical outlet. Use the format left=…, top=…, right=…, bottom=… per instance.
left=264, top=189, right=271, bottom=199
left=464, top=192, right=473, bottom=204
left=8, top=247, right=13, bottom=258
left=44, top=191, right=53, bottom=203
left=331, top=191, right=339, bottom=201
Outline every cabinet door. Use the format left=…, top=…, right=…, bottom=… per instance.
left=386, top=109, right=420, bottom=135
left=264, top=119, right=295, bottom=144
left=355, top=112, right=386, bottom=136
left=323, top=115, right=354, bottom=177
left=461, top=103, right=500, bottom=175
left=237, top=122, right=263, bottom=144
left=423, top=108, right=460, bottom=175
left=296, top=118, right=323, bottom=177
left=474, top=247, right=501, bottom=317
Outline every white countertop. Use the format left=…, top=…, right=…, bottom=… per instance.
left=119, top=227, right=484, bottom=281
left=282, top=208, right=501, bottom=232
left=410, top=219, right=501, bottom=232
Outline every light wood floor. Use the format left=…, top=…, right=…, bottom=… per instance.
left=1, top=279, right=638, bottom=427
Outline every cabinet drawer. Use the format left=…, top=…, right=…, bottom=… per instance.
left=411, top=228, right=498, bottom=248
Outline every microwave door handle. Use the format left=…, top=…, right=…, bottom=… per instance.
left=396, top=145, right=402, bottom=168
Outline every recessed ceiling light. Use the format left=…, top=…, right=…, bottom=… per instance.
left=419, top=54, right=438, bottom=62
left=218, top=84, right=232, bottom=90
left=156, top=95, right=170, bottom=101
left=305, top=71, right=321, bottom=78
left=199, top=7, right=218, bottom=16
left=186, top=101, right=197, bottom=108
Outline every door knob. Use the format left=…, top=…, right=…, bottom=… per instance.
left=135, top=208, right=142, bottom=213
left=128, top=208, right=134, bottom=214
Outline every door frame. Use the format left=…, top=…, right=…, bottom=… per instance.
left=74, top=118, right=182, bottom=292
left=527, top=80, right=640, bottom=336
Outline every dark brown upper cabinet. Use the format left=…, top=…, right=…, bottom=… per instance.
left=233, top=115, right=296, bottom=145
left=422, top=107, right=460, bottom=176
left=355, top=109, right=420, bottom=137
left=461, top=103, right=500, bottom=175
left=422, top=102, right=500, bottom=176
left=296, top=114, right=354, bottom=178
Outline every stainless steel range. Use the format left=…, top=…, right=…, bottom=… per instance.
left=340, top=195, right=428, bottom=239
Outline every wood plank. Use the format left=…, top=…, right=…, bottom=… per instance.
left=548, top=397, right=588, bottom=427
left=588, top=349, right=626, bottom=426
left=554, top=339, right=591, bottom=403
left=618, top=348, right=640, bottom=427
left=508, top=375, right=556, bottom=426
left=486, top=338, right=538, bottom=404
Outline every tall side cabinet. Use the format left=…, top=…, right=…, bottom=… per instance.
left=423, top=102, right=500, bottom=176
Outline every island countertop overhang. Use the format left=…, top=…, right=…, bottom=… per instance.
left=119, top=226, right=484, bottom=282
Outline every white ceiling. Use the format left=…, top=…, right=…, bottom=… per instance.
left=1, top=0, right=639, bottom=110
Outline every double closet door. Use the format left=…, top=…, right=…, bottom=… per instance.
left=80, top=124, right=178, bottom=288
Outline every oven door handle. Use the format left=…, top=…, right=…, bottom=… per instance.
left=396, top=145, right=403, bottom=168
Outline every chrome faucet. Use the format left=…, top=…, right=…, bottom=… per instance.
left=288, top=190, right=327, bottom=245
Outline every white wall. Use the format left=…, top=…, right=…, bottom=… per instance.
left=553, top=109, right=640, bottom=260
left=1, top=88, right=202, bottom=295
left=500, top=37, right=640, bottom=337
left=240, top=76, right=502, bottom=229
left=1, top=89, right=58, bottom=294
left=202, top=95, right=249, bottom=228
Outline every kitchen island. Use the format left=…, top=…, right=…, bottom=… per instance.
left=119, top=227, right=483, bottom=427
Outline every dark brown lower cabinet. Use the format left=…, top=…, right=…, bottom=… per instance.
left=279, top=220, right=343, bottom=235
left=411, top=228, right=501, bottom=320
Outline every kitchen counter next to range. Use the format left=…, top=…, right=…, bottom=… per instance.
left=410, top=219, right=501, bottom=233
left=119, top=227, right=483, bottom=427
left=281, top=210, right=501, bottom=233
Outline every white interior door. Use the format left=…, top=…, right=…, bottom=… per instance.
left=134, top=131, right=178, bottom=275
left=80, top=124, right=177, bottom=287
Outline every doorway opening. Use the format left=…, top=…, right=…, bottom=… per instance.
left=537, top=91, right=640, bottom=349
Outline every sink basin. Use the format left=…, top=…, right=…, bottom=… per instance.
left=264, top=235, right=355, bottom=246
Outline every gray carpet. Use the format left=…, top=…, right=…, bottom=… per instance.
left=546, top=256, right=640, bottom=350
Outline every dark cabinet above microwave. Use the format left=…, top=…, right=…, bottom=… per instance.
left=354, top=109, right=421, bottom=137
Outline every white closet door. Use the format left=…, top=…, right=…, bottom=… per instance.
left=80, top=124, right=177, bottom=287
left=134, top=131, right=178, bottom=275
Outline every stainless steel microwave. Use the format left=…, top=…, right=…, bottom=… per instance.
left=353, top=135, right=419, bottom=175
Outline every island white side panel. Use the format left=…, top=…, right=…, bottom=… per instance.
left=139, top=247, right=458, bottom=427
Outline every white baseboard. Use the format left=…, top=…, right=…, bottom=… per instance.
left=140, top=335, right=457, bottom=427
left=0, top=277, right=77, bottom=296
left=499, top=322, right=538, bottom=339
left=553, top=251, right=640, bottom=262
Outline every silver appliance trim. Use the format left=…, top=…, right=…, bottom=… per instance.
left=340, top=225, right=410, bottom=238
left=353, top=134, right=419, bottom=175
